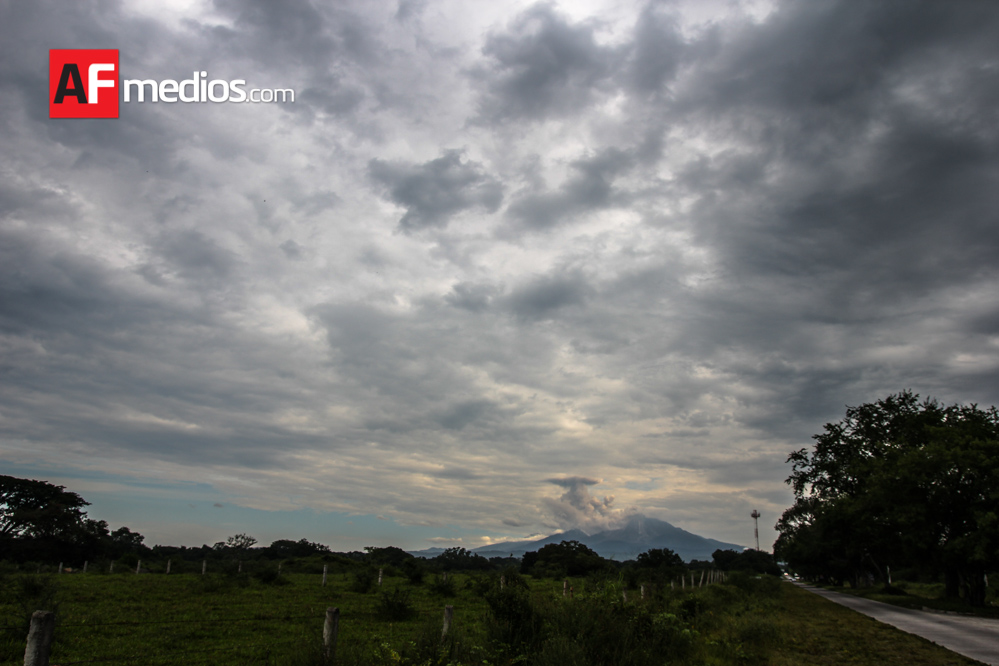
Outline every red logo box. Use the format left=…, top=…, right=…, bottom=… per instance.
left=50, top=49, right=119, bottom=118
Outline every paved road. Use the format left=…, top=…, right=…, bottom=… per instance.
left=796, top=583, right=999, bottom=665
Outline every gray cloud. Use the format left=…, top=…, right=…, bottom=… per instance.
left=505, top=270, right=592, bottom=321
left=473, top=4, right=623, bottom=122
left=1, top=0, right=998, bottom=552
left=369, top=150, right=503, bottom=231
left=505, top=148, right=635, bottom=230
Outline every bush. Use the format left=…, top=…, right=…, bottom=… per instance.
left=401, top=558, right=425, bottom=585
left=253, top=567, right=290, bottom=585
left=429, top=573, right=456, bottom=598
left=349, top=567, right=376, bottom=594
left=375, top=588, right=415, bottom=621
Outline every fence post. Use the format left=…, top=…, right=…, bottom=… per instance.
left=322, top=564, right=328, bottom=586
left=442, top=605, right=454, bottom=640
left=166, top=559, right=171, bottom=575
left=699, top=570, right=705, bottom=587
left=278, top=563, right=282, bottom=575
left=58, top=563, right=63, bottom=575
left=563, top=579, right=568, bottom=597
left=323, top=607, right=340, bottom=662
left=23, top=610, right=55, bottom=666
left=109, top=562, right=114, bottom=574
left=378, top=568, right=383, bottom=586
left=202, top=560, right=206, bottom=575
left=136, top=560, right=141, bottom=575
left=640, top=584, right=645, bottom=599
left=83, top=561, right=88, bottom=573
left=500, top=575, right=505, bottom=590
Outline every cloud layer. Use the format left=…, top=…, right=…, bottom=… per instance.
left=2, top=0, right=998, bottom=550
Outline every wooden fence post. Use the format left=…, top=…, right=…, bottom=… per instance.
left=699, top=570, right=705, bottom=587
left=563, top=579, right=568, bottom=597
left=202, top=560, right=206, bottom=575
left=640, top=584, right=645, bottom=599
left=58, top=563, right=63, bottom=575
left=136, top=560, right=141, bottom=575
left=238, top=561, right=242, bottom=574
left=166, top=559, right=171, bottom=575
left=378, top=568, right=383, bottom=586
left=109, top=562, right=114, bottom=574
left=23, top=610, right=55, bottom=666
left=322, top=564, right=328, bottom=586
left=442, top=605, right=454, bottom=640
left=83, top=561, right=88, bottom=573
left=323, top=607, right=340, bottom=662
left=500, top=575, right=505, bottom=590
left=278, top=563, right=282, bottom=575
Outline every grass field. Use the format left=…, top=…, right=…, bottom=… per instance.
left=0, top=568, right=989, bottom=665
left=821, top=581, right=999, bottom=619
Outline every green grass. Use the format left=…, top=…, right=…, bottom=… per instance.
left=0, top=570, right=989, bottom=665
left=774, top=584, right=986, bottom=666
left=822, top=581, right=999, bottom=619
left=0, top=570, right=495, bottom=665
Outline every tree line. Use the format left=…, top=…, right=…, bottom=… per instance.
left=1, top=474, right=779, bottom=579
left=775, top=390, right=999, bottom=605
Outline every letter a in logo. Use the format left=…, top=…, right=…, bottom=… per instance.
left=49, top=49, right=119, bottom=118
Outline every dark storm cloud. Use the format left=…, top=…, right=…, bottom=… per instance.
left=3, top=0, right=999, bottom=549
left=156, top=229, right=238, bottom=282
left=670, top=0, right=999, bottom=295
left=369, top=151, right=504, bottom=231
left=473, top=4, right=623, bottom=122
left=505, top=271, right=592, bottom=321
left=505, top=147, right=634, bottom=230
left=444, top=282, right=500, bottom=312
left=626, top=3, right=685, bottom=96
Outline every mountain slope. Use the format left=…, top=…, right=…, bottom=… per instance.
left=472, top=515, right=744, bottom=562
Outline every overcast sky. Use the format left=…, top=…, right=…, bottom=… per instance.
left=2, top=0, right=998, bottom=553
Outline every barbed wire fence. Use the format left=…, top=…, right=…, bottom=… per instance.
left=14, top=607, right=339, bottom=666
left=13, top=602, right=461, bottom=666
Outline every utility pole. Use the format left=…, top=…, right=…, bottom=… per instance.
left=751, top=510, right=760, bottom=551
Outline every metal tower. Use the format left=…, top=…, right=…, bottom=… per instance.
left=751, top=510, right=760, bottom=551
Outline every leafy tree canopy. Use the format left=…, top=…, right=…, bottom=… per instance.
left=775, top=391, right=999, bottom=604
left=522, top=540, right=608, bottom=578
left=0, top=474, right=90, bottom=539
left=636, top=548, right=683, bottom=569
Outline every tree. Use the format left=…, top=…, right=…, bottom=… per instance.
left=0, top=475, right=90, bottom=539
left=713, top=549, right=781, bottom=575
left=775, top=392, right=999, bottom=604
left=521, top=540, right=608, bottom=578
left=225, top=533, right=258, bottom=550
left=636, top=548, right=683, bottom=569
left=433, top=547, right=491, bottom=571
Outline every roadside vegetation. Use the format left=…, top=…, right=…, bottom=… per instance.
left=776, top=391, right=999, bottom=607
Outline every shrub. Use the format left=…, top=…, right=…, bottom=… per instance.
left=375, top=588, right=415, bottom=621
left=429, top=573, right=456, bottom=598
left=349, top=567, right=376, bottom=594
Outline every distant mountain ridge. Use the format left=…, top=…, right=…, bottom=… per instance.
left=410, top=515, right=745, bottom=562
